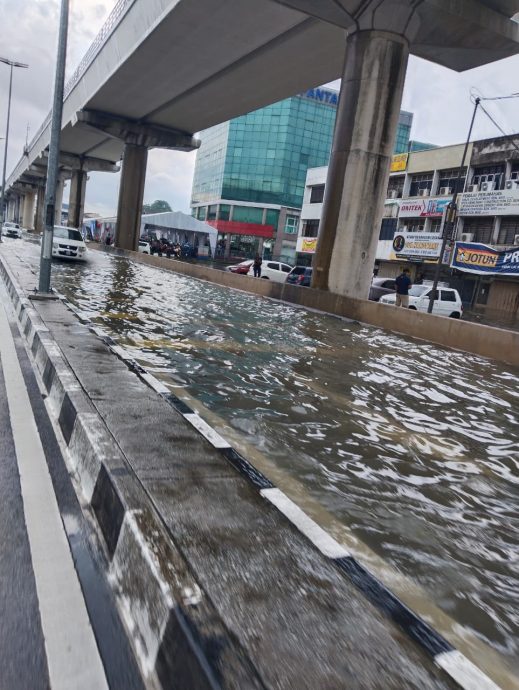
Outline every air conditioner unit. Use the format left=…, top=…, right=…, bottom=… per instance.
left=388, top=190, right=398, bottom=199
left=505, top=179, right=518, bottom=190
left=468, top=184, right=479, bottom=193
left=514, top=234, right=519, bottom=245
left=418, top=188, right=430, bottom=197
left=439, top=187, right=452, bottom=196
left=460, top=233, right=474, bottom=242
left=480, top=181, right=497, bottom=192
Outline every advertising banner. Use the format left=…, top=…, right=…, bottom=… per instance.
left=399, top=197, right=451, bottom=218
left=451, top=242, right=519, bottom=275
left=392, top=232, right=442, bottom=259
left=458, top=189, right=519, bottom=216
left=296, top=237, right=318, bottom=253
left=390, top=153, right=408, bottom=172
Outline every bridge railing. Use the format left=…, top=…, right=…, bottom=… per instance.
left=25, top=0, right=137, bottom=155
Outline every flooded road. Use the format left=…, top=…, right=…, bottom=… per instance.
left=15, top=243, right=519, bottom=670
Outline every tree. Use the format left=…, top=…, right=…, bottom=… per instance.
left=142, top=199, right=172, bottom=214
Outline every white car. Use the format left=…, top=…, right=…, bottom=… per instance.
left=255, top=260, right=293, bottom=282
left=2, top=221, right=22, bottom=238
left=379, top=284, right=463, bottom=318
left=51, top=226, right=87, bottom=261
left=138, top=240, right=151, bottom=254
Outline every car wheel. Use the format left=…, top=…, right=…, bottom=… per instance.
left=408, top=306, right=417, bottom=310
left=449, top=312, right=460, bottom=319
left=261, top=276, right=269, bottom=279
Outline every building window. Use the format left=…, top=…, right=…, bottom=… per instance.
left=510, top=163, right=519, bottom=181
left=284, top=215, right=299, bottom=234
left=472, top=165, right=505, bottom=190
left=265, top=209, right=280, bottom=227
left=310, top=184, right=325, bottom=204
left=409, top=173, right=433, bottom=197
left=438, top=168, right=466, bottom=194
left=463, top=217, right=494, bottom=244
left=302, top=219, right=319, bottom=237
left=219, top=204, right=231, bottom=221
left=207, top=205, right=217, bottom=220
left=387, top=176, right=404, bottom=199
left=379, top=218, right=397, bottom=240
left=233, top=206, right=264, bottom=224
left=400, top=220, right=425, bottom=233
left=497, top=217, right=519, bottom=245
left=430, top=218, right=442, bottom=233
left=198, top=206, right=207, bottom=221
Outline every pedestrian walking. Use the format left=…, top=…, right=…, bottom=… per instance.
left=253, top=253, right=262, bottom=278
left=395, top=268, right=412, bottom=307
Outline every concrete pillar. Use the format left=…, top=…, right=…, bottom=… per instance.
left=54, top=177, right=65, bottom=225
left=68, top=170, right=87, bottom=228
left=22, top=191, right=36, bottom=230
left=492, top=217, right=502, bottom=245
left=312, top=30, right=409, bottom=298
left=35, top=186, right=45, bottom=233
left=115, top=143, right=148, bottom=251
left=19, top=195, right=25, bottom=225
left=224, top=233, right=231, bottom=258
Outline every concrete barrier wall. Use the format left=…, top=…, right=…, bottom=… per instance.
left=96, top=246, right=519, bottom=368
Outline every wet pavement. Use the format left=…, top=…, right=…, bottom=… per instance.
left=8, top=238, right=519, bottom=675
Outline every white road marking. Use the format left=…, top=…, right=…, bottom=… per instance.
left=435, top=651, right=502, bottom=690
left=260, top=487, right=350, bottom=559
left=0, top=296, right=108, bottom=690
left=183, top=412, right=231, bottom=448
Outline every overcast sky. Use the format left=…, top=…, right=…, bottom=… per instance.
left=1, top=0, right=519, bottom=217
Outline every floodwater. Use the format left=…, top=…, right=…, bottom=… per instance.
left=26, top=246, right=519, bottom=669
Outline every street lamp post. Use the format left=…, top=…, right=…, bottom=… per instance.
left=0, top=57, right=29, bottom=242
left=427, top=97, right=480, bottom=313
left=39, top=0, right=69, bottom=293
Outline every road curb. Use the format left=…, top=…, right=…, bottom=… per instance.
left=0, top=254, right=503, bottom=690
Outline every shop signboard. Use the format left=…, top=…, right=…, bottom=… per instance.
left=451, top=242, right=519, bottom=275
left=390, top=153, right=408, bottom=172
left=399, top=197, right=451, bottom=218
left=392, top=231, right=442, bottom=259
left=296, top=236, right=318, bottom=253
left=458, top=189, right=519, bottom=216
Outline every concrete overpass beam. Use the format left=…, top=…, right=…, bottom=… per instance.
left=313, top=30, right=409, bottom=298
left=23, top=191, right=36, bottom=230
left=68, top=170, right=87, bottom=228
left=115, top=143, right=148, bottom=251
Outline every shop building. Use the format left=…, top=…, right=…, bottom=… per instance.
left=297, top=134, right=519, bottom=319
left=191, top=89, right=414, bottom=264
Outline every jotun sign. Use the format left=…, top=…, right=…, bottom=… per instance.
left=451, top=242, right=519, bottom=275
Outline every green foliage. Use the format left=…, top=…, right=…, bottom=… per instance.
left=142, top=200, right=172, bottom=214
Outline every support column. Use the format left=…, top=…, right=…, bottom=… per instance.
left=224, top=233, right=232, bottom=258
left=54, top=177, right=65, bottom=225
left=312, top=30, right=409, bottom=298
left=68, top=169, right=87, bottom=228
left=35, top=186, right=45, bottom=233
left=115, top=143, right=148, bottom=251
left=22, top=191, right=36, bottom=229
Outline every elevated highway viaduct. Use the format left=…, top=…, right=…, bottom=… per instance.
left=4, top=0, right=519, bottom=298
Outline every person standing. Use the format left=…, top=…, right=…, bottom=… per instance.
left=253, top=253, right=262, bottom=278
left=395, top=268, right=412, bottom=307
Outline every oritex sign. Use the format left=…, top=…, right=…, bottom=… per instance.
left=399, top=198, right=451, bottom=218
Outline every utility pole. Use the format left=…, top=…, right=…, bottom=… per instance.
left=0, top=57, right=29, bottom=242
left=38, top=0, right=69, bottom=293
left=427, top=97, right=480, bottom=313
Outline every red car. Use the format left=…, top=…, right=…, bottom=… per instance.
left=226, top=260, right=253, bottom=275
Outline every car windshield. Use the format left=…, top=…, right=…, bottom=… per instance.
left=54, top=227, right=83, bottom=241
left=409, top=285, right=429, bottom=297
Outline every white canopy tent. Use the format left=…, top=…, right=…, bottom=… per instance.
left=140, top=211, right=217, bottom=257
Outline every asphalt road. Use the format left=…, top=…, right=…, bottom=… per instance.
left=0, top=284, right=144, bottom=690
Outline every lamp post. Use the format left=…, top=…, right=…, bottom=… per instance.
left=427, top=97, right=480, bottom=313
left=38, top=0, right=69, bottom=294
left=0, top=57, right=29, bottom=242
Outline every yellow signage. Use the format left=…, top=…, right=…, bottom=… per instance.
left=390, top=153, right=408, bottom=173
left=301, top=238, right=317, bottom=252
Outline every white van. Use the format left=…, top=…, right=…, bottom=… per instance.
left=380, top=285, right=463, bottom=318
left=52, top=226, right=87, bottom=261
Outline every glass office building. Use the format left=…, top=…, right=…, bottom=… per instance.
left=191, top=89, right=414, bottom=261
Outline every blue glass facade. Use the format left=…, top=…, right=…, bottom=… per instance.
left=191, top=90, right=414, bottom=210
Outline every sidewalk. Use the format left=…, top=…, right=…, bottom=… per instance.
left=0, top=246, right=470, bottom=689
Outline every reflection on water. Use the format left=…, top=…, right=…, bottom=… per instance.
left=55, top=252, right=519, bottom=665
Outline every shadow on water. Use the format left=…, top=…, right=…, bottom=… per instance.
left=51, top=251, right=519, bottom=668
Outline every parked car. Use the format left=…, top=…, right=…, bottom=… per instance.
left=286, top=266, right=313, bottom=287
left=369, top=277, right=396, bottom=301
left=2, top=221, right=22, bottom=238
left=51, top=226, right=87, bottom=261
left=257, top=260, right=293, bottom=282
left=138, top=240, right=151, bottom=254
left=379, top=285, right=463, bottom=318
left=226, top=259, right=254, bottom=274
